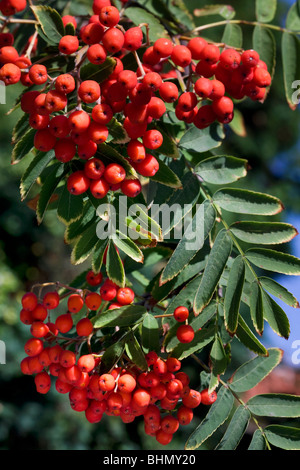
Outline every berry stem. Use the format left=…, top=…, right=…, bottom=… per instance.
left=154, top=313, right=174, bottom=318
left=134, top=50, right=146, bottom=78
left=0, top=16, right=38, bottom=25
left=138, top=22, right=150, bottom=46
left=191, top=19, right=299, bottom=37
left=24, top=30, right=38, bottom=60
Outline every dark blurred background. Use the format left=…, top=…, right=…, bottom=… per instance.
left=0, top=0, right=299, bottom=450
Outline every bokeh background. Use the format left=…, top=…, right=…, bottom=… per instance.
left=0, top=0, right=299, bottom=450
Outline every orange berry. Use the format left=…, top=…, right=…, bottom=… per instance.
left=76, top=318, right=93, bottom=336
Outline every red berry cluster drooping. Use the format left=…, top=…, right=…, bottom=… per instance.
left=0, top=0, right=272, bottom=205
left=19, top=285, right=217, bottom=445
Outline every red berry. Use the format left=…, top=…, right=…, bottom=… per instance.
left=182, top=388, right=201, bottom=408
left=127, top=139, right=146, bottom=162
left=89, top=177, right=110, bottom=199
left=134, top=154, right=159, bottom=177
left=132, top=388, right=151, bottom=408
left=220, top=48, right=241, bottom=70
left=35, top=371, right=51, bottom=394
left=212, top=96, right=234, bottom=119
left=100, top=281, right=117, bottom=301
left=176, top=324, right=194, bottom=343
left=194, top=77, right=213, bottom=99
left=145, top=351, right=158, bottom=366
left=92, top=103, right=113, bottom=124
left=142, top=129, right=163, bottom=150
left=187, top=37, right=208, bottom=60
left=99, top=5, right=120, bottom=27
left=68, top=294, right=84, bottom=313
left=55, top=73, right=76, bottom=94
left=30, top=321, right=49, bottom=338
left=99, top=373, right=115, bottom=391
left=153, top=358, right=168, bottom=377
left=121, top=179, right=142, bottom=198
left=34, top=129, right=57, bottom=152
left=78, top=354, right=96, bottom=373
left=116, top=287, right=134, bottom=305
left=173, top=306, right=189, bottom=322
left=88, top=122, right=109, bottom=144
left=67, top=171, right=90, bottom=195
left=0, top=63, right=21, bottom=85
left=43, top=291, right=60, bottom=310
left=78, top=80, right=101, bottom=103
left=81, top=22, right=104, bottom=44
left=69, top=110, right=91, bottom=134
left=253, top=67, right=272, bottom=87
left=118, top=373, right=136, bottom=393
left=54, top=137, right=76, bottom=163
left=103, top=163, right=126, bottom=185
left=87, top=43, right=107, bottom=65
left=153, top=38, right=174, bottom=58
left=55, top=313, right=73, bottom=333
left=193, top=105, right=217, bottom=129
left=62, top=15, right=77, bottom=28
left=76, top=318, right=94, bottom=336
left=123, top=26, right=143, bottom=51
left=201, top=388, right=218, bottom=405
left=166, top=357, right=181, bottom=373
left=24, top=338, right=43, bottom=357
left=159, top=81, right=178, bottom=103
left=177, top=91, right=198, bottom=111
left=241, top=49, right=260, bottom=68
left=102, top=27, right=124, bottom=53
left=21, top=292, right=38, bottom=311
left=177, top=405, right=193, bottom=425
left=171, top=45, right=192, bottom=67
left=59, top=35, right=79, bottom=54
left=161, top=415, right=179, bottom=434
left=201, top=44, right=220, bottom=64
left=155, top=429, right=173, bottom=445
left=86, top=270, right=103, bottom=286
left=29, top=64, right=48, bottom=85
left=85, top=292, right=102, bottom=310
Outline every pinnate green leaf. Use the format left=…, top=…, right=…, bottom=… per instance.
left=246, top=247, right=300, bottom=275
left=256, top=0, right=277, bottom=23
left=213, top=188, right=283, bottom=215
left=230, top=221, right=298, bottom=245
left=215, top=406, right=251, bottom=450
left=31, top=5, right=65, bottom=44
left=194, top=229, right=232, bottom=315
left=195, top=155, right=247, bottom=185
left=264, top=425, right=300, bottom=450
left=247, top=393, right=300, bottom=418
left=224, top=255, right=245, bottom=335
left=92, top=305, right=147, bottom=329
left=229, top=348, right=283, bottom=393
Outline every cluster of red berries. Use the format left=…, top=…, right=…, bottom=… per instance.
left=19, top=270, right=136, bottom=335
left=19, top=278, right=218, bottom=445
left=172, top=38, right=272, bottom=128
left=0, top=0, right=27, bottom=19
left=1, top=0, right=272, bottom=205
